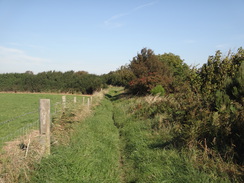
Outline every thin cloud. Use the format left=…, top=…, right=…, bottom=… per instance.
left=0, top=46, right=23, bottom=55
left=133, top=1, right=157, bottom=11
left=104, top=1, right=157, bottom=28
left=0, top=46, right=50, bottom=73
left=104, top=13, right=129, bottom=28
left=0, top=46, right=48, bottom=63
left=7, top=42, right=46, bottom=50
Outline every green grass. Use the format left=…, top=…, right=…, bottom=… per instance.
left=29, top=88, right=233, bottom=182
left=112, top=95, right=231, bottom=183
left=0, top=93, right=90, bottom=146
left=30, top=98, right=121, bottom=183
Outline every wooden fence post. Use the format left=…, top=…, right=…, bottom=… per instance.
left=39, top=99, right=51, bottom=156
left=74, top=96, right=77, bottom=103
left=87, top=98, right=90, bottom=107
left=62, top=96, right=66, bottom=109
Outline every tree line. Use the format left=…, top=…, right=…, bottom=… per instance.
left=0, top=70, right=107, bottom=94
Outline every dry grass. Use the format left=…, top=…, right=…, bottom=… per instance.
left=0, top=130, right=44, bottom=183
left=144, top=94, right=162, bottom=104
left=92, top=89, right=107, bottom=103
left=51, top=104, right=92, bottom=146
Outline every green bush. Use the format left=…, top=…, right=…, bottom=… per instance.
left=150, top=85, right=165, bottom=96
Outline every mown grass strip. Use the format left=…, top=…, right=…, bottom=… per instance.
left=31, top=98, right=121, bottom=183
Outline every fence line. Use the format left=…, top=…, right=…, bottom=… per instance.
left=0, top=119, right=39, bottom=144
left=0, top=96, right=93, bottom=147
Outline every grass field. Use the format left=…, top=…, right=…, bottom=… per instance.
left=0, top=93, right=90, bottom=146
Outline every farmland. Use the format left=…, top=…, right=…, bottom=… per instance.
left=0, top=93, right=89, bottom=146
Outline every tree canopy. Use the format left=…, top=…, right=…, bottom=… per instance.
left=0, top=71, right=105, bottom=94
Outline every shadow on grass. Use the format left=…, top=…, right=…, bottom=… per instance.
left=105, top=92, right=129, bottom=101
left=149, top=141, right=175, bottom=150
left=148, top=136, right=182, bottom=150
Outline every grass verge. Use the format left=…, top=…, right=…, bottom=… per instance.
left=30, top=95, right=121, bottom=182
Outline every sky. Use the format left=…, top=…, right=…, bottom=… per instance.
left=0, top=0, right=244, bottom=75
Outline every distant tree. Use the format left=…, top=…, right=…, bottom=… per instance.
left=0, top=70, right=107, bottom=94
left=105, top=65, right=135, bottom=87
left=158, top=53, right=190, bottom=92
left=128, top=48, right=172, bottom=94
left=75, top=71, right=89, bottom=75
left=25, top=71, right=34, bottom=75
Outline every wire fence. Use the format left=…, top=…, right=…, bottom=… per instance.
left=0, top=110, right=38, bottom=126
left=0, top=120, right=39, bottom=145
left=0, top=96, right=92, bottom=148
left=0, top=110, right=39, bottom=147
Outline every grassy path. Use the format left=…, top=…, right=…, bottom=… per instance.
left=30, top=88, right=231, bottom=183
left=31, top=95, right=121, bottom=182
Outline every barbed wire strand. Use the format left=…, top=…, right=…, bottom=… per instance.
left=0, top=119, right=39, bottom=145
left=0, top=97, right=88, bottom=145
left=0, top=110, right=38, bottom=125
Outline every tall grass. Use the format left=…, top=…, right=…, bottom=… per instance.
left=112, top=96, right=231, bottom=183
left=31, top=99, right=121, bottom=182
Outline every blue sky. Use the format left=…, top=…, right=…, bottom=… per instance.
left=0, top=0, right=243, bottom=74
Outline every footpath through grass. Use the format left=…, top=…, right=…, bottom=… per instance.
left=112, top=97, right=231, bottom=183
left=31, top=92, right=121, bottom=182
left=30, top=88, right=233, bottom=182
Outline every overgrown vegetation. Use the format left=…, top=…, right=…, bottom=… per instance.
left=112, top=94, right=233, bottom=182
left=104, top=47, right=243, bottom=181
left=113, top=47, right=243, bottom=181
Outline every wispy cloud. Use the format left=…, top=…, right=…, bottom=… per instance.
left=133, top=1, right=157, bottom=11
left=104, top=1, right=157, bottom=28
left=0, top=46, right=50, bottom=73
left=7, top=42, right=46, bottom=50
left=104, top=13, right=129, bottom=28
